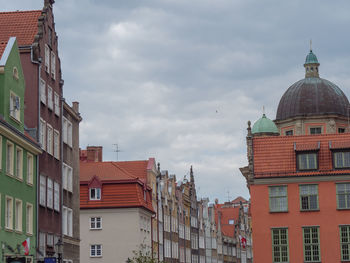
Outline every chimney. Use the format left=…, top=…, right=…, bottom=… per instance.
left=86, top=146, right=103, bottom=162
left=72, top=101, right=79, bottom=114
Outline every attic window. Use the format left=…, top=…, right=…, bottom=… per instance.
left=90, top=188, right=101, bottom=200
left=228, top=219, right=234, bottom=225
left=13, top=67, right=19, bottom=80
left=310, top=127, right=322, bottom=134
left=297, top=153, right=317, bottom=170
left=285, top=130, right=293, bottom=136
left=338, top=128, right=346, bottom=134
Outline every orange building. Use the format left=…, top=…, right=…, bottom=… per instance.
left=241, top=49, right=350, bottom=262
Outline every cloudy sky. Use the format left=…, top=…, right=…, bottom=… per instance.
left=4, top=0, right=350, bottom=202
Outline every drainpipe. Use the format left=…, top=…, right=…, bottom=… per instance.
left=60, top=96, right=65, bottom=260
left=30, top=45, right=41, bottom=261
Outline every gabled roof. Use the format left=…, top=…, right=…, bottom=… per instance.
left=253, top=133, right=350, bottom=177
left=80, top=161, right=139, bottom=182
left=116, top=160, right=148, bottom=179
left=214, top=204, right=240, bottom=238
left=0, top=10, right=41, bottom=46
left=0, top=41, right=7, bottom=58
left=232, top=196, right=247, bottom=204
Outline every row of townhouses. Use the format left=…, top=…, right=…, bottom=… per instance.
left=0, top=1, right=81, bottom=262
left=79, top=146, right=253, bottom=263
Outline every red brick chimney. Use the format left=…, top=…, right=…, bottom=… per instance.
left=80, top=146, right=103, bottom=162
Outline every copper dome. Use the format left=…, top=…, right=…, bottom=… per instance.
left=276, top=77, right=350, bottom=121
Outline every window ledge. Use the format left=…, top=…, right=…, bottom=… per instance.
left=15, top=229, right=23, bottom=234
left=26, top=182, right=34, bottom=187
left=5, top=227, right=13, bottom=232
left=26, top=232, right=33, bottom=236
left=90, top=228, right=102, bottom=231
left=269, top=210, right=289, bottom=213
left=300, top=209, right=320, bottom=212
left=337, top=208, right=350, bottom=211
left=10, top=115, right=21, bottom=124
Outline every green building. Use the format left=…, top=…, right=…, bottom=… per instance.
left=0, top=37, right=42, bottom=263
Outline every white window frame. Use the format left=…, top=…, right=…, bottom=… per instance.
left=40, top=78, right=46, bottom=104
left=63, top=163, right=73, bottom=192
left=5, top=195, right=13, bottom=230
left=45, top=44, right=50, bottom=73
left=62, top=206, right=68, bottom=235
left=10, top=91, right=21, bottom=121
left=40, top=118, right=46, bottom=150
left=54, top=129, right=60, bottom=159
left=67, top=120, right=72, bottom=147
left=90, top=217, right=102, bottom=230
left=47, top=85, right=53, bottom=110
left=47, top=124, right=53, bottom=155
left=39, top=232, right=46, bottom=257
left=15, top=199, right=23, bottom=232
left=63, top=117, right=68, bottom=144
left=40, top=175, right=46, bottom=206
left=54, top=92, right=60, bottom=116
left=47, top=178, right=53, bottom=209
left=51, top=51, right=56, bottom=79
left=89, top=188, right=101, bottom=200
left=15, top=146, right=23, bottom=180
left=27, top=153, right=34, bottom=185
left=90, top=244, right=102, bottom=257
left=6, top=141, right=14, bottom=176
left=54, top=182, right=60, bottom=212
left=26, top=203, right=33, bottom=235
left=62, top=206, right=73, bottom=237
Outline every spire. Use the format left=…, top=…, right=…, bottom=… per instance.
left=304, top=44, right=320, bottom=78
left=190, top=165, right=194, bottom=183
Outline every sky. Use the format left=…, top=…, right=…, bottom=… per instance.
left=3, top=0, right=350, bottom=203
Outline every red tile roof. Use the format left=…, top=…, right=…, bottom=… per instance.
left=231, top=196, right=247, bottom=204
left=0, top=41, right=7, bottom=58
left=253, top=133, right=350, bottom=178
left=80, top=183, right=154, bottom=213
left=0, top=10, right=41, bottom=46
left=80, top=160, right=154, bottom=213
left=214, top=204, right=240, bottom=238
left=116, top=160, right=148, bottom=180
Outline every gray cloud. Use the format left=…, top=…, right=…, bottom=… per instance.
left=3, top=0, right=350, bottom=203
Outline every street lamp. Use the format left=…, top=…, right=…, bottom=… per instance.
left=55, top=239, right=63, bottom=263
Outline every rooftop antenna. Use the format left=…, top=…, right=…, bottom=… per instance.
left=226, top=189, right=231, bottom=202
left=112, top=143, right=122, bottom=161
left=263, top=105, right=265, bottom=115
left=310, top=39, right=312, bottom=51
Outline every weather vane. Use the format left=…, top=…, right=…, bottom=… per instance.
left=310, top=39, right=312, bottom=51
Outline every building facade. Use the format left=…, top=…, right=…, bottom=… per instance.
left=241, top=49, right=350, bottom=262
left=0, top=37, right=42, bottom=263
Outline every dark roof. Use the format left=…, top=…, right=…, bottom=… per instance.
left=276, top=77, right=349, bottom=120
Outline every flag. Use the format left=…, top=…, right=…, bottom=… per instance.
left=241, top=237, right=247, bottom=249
left=22, top=238, right=30, bottom=256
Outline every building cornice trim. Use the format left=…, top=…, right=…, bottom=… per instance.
left=252, top=174, right=350, bottom=185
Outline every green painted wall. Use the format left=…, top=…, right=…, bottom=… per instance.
left=0, top=38, right=37, bottom=261
left=0, top=38, right=25, bottom=133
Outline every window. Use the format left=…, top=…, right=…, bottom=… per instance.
left=10, top=92, right=20, bottom=121
left=54, top=182, right=60, bottom=212
left=90, top=188, right=101, bottom=200
left=62, top=206, right=72, bottom=236
left=63, top=163, right=73, bottom=192
left=340, top=225, right=350, bottom=261
left=303, top=227, right=320, bottom=262
left=47, top=233, right=54, bottom=248
left=47, top=86, right=53, bottom=110
left=90, top=217, right=102, bottom=229
left=15, top=147, right=23, bottom=179
left=285, top=130, right=293, bottom=136
left=339, top=128, right=346, bottom=133
left=228, top=219, right=234, bottom=225
left=54, top=92, right=60, bottom=116
left=40, top=118, right=46, bottom=150
left=337, top=183, right=350, bottom=209
left=54, top=130, right=60, bottom=159
left=269, top=186, right=288, bottom=212
left=334, top=151, right=350, bottom=169
left=6, top=141, right=14, bottom=175
left=63, top=117, right=68, bottom=143
left=51, top=51, right=56, bottom=79
left=5, top=196, right=13, bottom=229
left=90, top=244, right=102, bottom=257
left=15, top=199, right=22, bottom=232
left=310, top=127, right=322, bottom=134
left=40, top=175, right=46, bottom=206
left=39, top=232, right=46, bottom=257
left=47, top=178, right=53, bottom=209
left=299, top=184, right=318, bottom=210
left=67, top=121, right=72, bottom=147
left=45, top=44, right=50, bottom=72
left=27, top=153, right=33, bottom=185
left=47, top=124, right=53, bottom=155
left=26, top=203, right=33, bottom=234
left=297, top=153, right=317, bottom=170
left=40, top=79, right=46, bottom=104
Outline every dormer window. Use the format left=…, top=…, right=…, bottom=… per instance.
left=297, top=153, right=317, bottom=170
left=90, top=188, right=101, bottom=200
left=333, top=151, right=350, bottom=169
left=295, top=142, right=319, bottom=171
left=310, top=127, right=322, bottom=134
left=285, top=130, right=293, bottom=136
left=338, top=128, right=345, bottom=134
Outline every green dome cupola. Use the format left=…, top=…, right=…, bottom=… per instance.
left=252, top=113, right=279, bottom=136
left=304, top=45, right=320, bottom=78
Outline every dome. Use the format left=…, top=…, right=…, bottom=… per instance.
left=276, top=77, right=350, bottom=120
left=305, top=50, right=319, bottom=65
left=252, top=114, right=279, bottom=135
